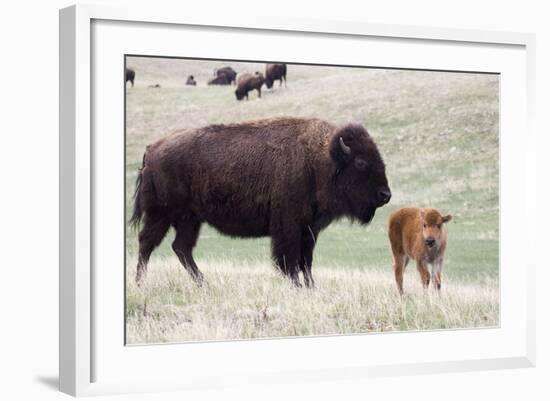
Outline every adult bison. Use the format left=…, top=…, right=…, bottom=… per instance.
left=265, top=63, right=287, bottom=89
left=207, top=74, right=231, bottom=85
left=212, top=66, right=237, bottom=85
left=126, top=68, right=135, bottom=87
left=131, top=117, right=391, bottom=288
left=235, top=72, right=265, bottom=100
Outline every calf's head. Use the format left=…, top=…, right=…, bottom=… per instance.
left=419, top=209, right=452, bottom=248
left=329, top=124, right=391, bottom=224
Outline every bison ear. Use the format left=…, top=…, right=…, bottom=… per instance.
left=329, top=136, right=353, bottom=165
left=442, top=214, right=452, bottom=223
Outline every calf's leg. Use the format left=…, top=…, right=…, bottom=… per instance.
left=392, top=253, right=407, bottom=295
left=431, top=259, right=444, bottom=291
left=416, top=260, right=430, bottom=289
left=389, top=237, right=408, bottom=294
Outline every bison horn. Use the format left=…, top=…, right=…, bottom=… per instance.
left=339, top=137, right=351, bottom=155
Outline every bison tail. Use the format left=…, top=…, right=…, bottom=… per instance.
left=130, top=154, right=147, bottom=229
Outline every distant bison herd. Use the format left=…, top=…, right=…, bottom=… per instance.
left=129, top=62, right=454, bottom=294
left=126, top=63, right=288, bottom=101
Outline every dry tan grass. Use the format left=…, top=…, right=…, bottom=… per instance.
left=126, top=257, right=499, bottom=344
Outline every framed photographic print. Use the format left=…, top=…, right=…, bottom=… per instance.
left=59, top=4, right=536, bottom=396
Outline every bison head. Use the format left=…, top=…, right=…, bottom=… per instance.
left=419, top=209, right=452, bottom=249
left=329, top=124, right=391, bottom=224
left=265, top=77, right=274, bottom=89
left=235, top=88, right=246, bottom=100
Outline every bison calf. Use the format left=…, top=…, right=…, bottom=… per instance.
left=186, top=75, right=197, bottom=86
left=388, top=208, right=452, bottom=294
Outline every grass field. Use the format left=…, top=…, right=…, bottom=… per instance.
left=125, top=57, right=499, bottom=344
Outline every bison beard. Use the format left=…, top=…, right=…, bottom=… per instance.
left=131, top=117, right=391, bottom=288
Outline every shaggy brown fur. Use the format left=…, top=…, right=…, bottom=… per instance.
left=235, top=73, right=265, bottom=100
left=125, top=68, right=135, bottom=87
left=214, top=67, right=237, bottom=85
left=131, top=117, right=391, bottom=287
left=265, top=64, right=287, bottom=89
left=208, top=75, right=231, bottom=85
left=388, top=208, right=452, bottom=294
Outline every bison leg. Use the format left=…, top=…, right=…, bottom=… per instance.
left=257, top=87, right=261, bottom=98
left=416, top=260, right=430, bottom=289
left=271, top=227, right=302, bottom=287
left=392, top=254, right=408, bottom=295
left=172, top=216, right=204, bottom=285
left=135, top=212, right=170, bottom=285
left=300, top=226, right=318, bottom=289
left=390, top=239, right=408, bottom=294
left=431, top=259, right=443, bottom=291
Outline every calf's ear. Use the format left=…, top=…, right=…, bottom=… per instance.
left=442, top=214, right=452, bottom=223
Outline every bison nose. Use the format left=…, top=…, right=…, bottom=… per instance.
left=377, top=189, right=392, bottom=204
left=425, top=239, right=436, bottom=247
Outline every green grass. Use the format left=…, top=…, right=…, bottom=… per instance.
left=125, top=57, right=499, bottom=343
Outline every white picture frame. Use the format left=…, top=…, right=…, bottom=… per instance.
left=59, top=4, right=536, bottom=397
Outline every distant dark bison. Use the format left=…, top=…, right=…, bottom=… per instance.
left=186, top=75, right=197, bottom=86
left=265, top=64, right=287, bottom=89
left=208, top=74, right=231, bottom=85
left=209, top=66, right=237, bottom=85
left=235, top=73, right=265, bottom=100
left=131, top=117, right=391, bottom=288
left=126, top=68, right=135, bottom=87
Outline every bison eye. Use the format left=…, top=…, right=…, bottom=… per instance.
left=354, top=158, right=368, bottom=171
left=423, top=224, right=427, bottom=228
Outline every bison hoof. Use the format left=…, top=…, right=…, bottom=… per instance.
left=291, top=280, right=302, bottom=288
